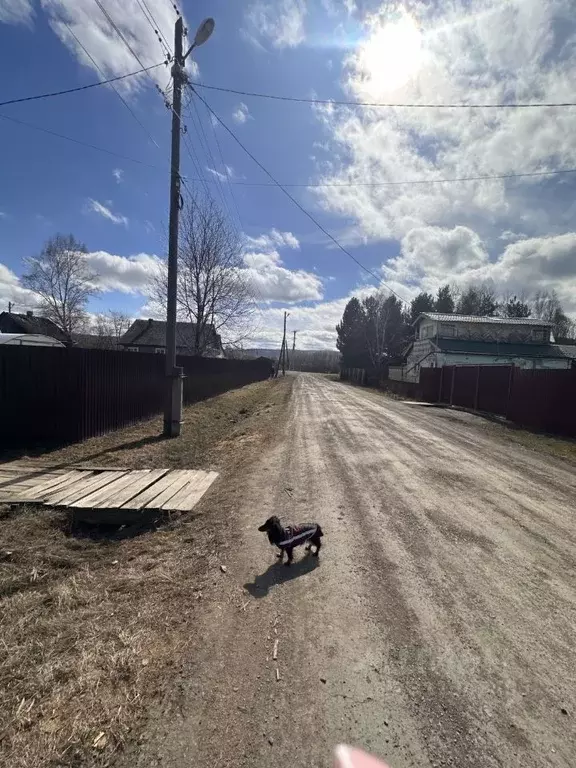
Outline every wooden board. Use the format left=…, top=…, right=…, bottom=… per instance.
left=73, top=472, right=146, bottom=509
left=143, top=470, right=196, bottom=510
left=46, top=471, right=126, bottom=506
left=0, top=466, right=219, bottom=517
left=96, top=469, right=169, bottom=508
left=14, top=470, right=90, bottom=501
left=167, top=471, right=218, bottom=511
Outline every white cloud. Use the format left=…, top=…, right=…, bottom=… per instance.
left=244, top=229, right=300, bottom=251
left=0, top=0, right=34, bottom=25
left=383, top=226, right=576, bottom=314
left=0, top=262, right=37, bottom=310
left=244, top=250, right=322, bottom=302
left=85, top=251, right=163, bottom=293
left=37, top=1, right=198, bottom=92
left=206, top=167, right=227, bottom=182
left=232, top=102, right=251, bottom=124
left=243, top=0, right=307, bottom=49
left=87, top=199, right=128, bottom=227
left=112, top=168, right=123, bottom=183
left=314, top=0, right=576, bottom=243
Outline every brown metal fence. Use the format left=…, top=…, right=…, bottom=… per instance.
left=0, top=346, right=271, bottom=448
left=421, top=365, right=576, bottom=437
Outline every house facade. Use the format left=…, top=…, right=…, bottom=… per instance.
left=119, top=319, right=224, bottom=358
left=395, top=313, right=572, bottom=382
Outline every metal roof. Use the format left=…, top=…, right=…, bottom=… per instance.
left=0, top=333, right=65, bottom=347
left=416, top=312, right=553, bottom=327
left=434, top=339, right=568, bottom=359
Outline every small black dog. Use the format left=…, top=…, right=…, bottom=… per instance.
left=258, top=515, right=323, bottom=566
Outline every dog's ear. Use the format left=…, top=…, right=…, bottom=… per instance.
left=258, top=518, right=272, bottom=532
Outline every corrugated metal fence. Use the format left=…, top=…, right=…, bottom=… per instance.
left=0, top=346, right=271, bottom=448
left=342, top=365, right=576, bottom=437
left=421, top=365, right=576, bottom=436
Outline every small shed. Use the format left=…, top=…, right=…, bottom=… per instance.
left=0, top=333, right=65, bottom=348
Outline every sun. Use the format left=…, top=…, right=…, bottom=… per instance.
left=357, top=13, right=423, bottom=94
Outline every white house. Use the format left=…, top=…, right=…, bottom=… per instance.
left=394, top=313, right=573, bottom=382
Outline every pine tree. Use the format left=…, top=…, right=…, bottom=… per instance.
left=434, top=285, right=454, bottom=314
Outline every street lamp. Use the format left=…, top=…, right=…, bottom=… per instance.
left=184, top=17, right=215, bottom=60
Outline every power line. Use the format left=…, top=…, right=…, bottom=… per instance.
left=4, top=109, right=576, bottom=193
left=0, top=62, right=164, bottom=108
left=191, top=87, right=409, bottom=304
left=135, top=0, right=173, bottom=60
left=63, top=22, right=160, bottom=149
left=222, top=167, right=576, bottom=187
left=0, top=112, right=163, bottom=168
left=189, top=80, right=576, bottom=110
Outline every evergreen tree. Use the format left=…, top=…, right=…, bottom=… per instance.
left=336, top=297, right=369, bottom=368
left=409, top=292, right=435, bottom=323
left=434, top=285, right=454, bottom=313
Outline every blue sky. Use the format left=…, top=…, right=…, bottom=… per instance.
left=1, top=0, right=576, bottom=348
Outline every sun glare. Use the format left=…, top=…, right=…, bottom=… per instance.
left=358, top=13, right=423, bottom=94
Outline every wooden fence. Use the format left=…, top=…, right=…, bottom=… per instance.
left=0, top=346, right=271, bottom=448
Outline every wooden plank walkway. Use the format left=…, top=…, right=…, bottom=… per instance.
left=0, top=464, right=218, bottom=521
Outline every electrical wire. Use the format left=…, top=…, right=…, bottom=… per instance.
left=222, top=167, right=576, bottom=187
left=189, top=80, right=576, bottom=110
left=0, top=112, right=163, bottom=168
left=206, top=102, right=245, bottom=232
left=0, top=63, right=164, bottom=108
left=187, top=95, right=237, bottom=226
left=63, top=22, right=160, bottom=149
left=135, top=0, right=173, bottom=60
left=190, top=87, right=409, bottom=304
left=4, top=109, right=576, bottom=193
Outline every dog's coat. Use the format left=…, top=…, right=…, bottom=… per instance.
left=258, top=516, right=323, bottom=565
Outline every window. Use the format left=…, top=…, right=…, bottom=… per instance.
left=440, top=323, right=456, bottom=337
left=532, top=329, right=547, bottom=342
left=155, top=347, right=166, bottom=354
left=420, top=324, right=433, bottom=339
left=128, top=346, right=138, bottom=352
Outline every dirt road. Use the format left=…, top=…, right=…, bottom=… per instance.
left=126, top=374, right=576, bottom=768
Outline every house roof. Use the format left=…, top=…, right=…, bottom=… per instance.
left=0, top=312, right=71, bottom=343
left=415, top=312, right=553, bottom=327
left=435, top=338, right=569, bottom=359
left=120, top=319, right=221, bottom=349
left=0, top=333, right=65, bottom=347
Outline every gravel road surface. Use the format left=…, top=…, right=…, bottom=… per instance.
left=128, top=374, right=576, bottom=768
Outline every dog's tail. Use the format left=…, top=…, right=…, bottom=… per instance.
left=316, top=525, right=324, bottom=537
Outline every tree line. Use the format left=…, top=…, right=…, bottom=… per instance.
left=336, top=283, right=575, bottom=371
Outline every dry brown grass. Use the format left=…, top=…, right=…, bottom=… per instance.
left=0, top=377, right=293, bottom=768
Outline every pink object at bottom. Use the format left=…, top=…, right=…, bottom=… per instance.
left=334, top=745, right=391, bottom=768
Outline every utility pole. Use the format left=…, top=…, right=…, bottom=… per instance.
left=163, top=16, right=215, bottom=437
left=279, top=311, right=289, bottom=376
left=292, top=330, right=297, bottom=371
left=8, top=302, right=12, bottom=313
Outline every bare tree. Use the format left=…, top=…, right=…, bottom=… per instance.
left=93, top=310, right=131, bottom=349
left=531, top=289, right=574, bottom=339
left=150, top=196, right=256, bottom=355
left=22, top=234, right=98, bottom=334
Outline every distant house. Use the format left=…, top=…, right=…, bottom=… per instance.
left=0, top=311, right=71, bottom=345
left=395, top=313, right=573, bottom=381
left=119, top=319, right=224, bottom=358
left=0, top=333, right=65, bottom=348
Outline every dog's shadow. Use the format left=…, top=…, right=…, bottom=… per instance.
left=244, top=553, right=320, bottom=598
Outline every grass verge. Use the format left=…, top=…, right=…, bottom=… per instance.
left=0, top=377, right=293, bottom=768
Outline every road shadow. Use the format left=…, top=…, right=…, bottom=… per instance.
left=244, top=552, right=320, bottom=598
